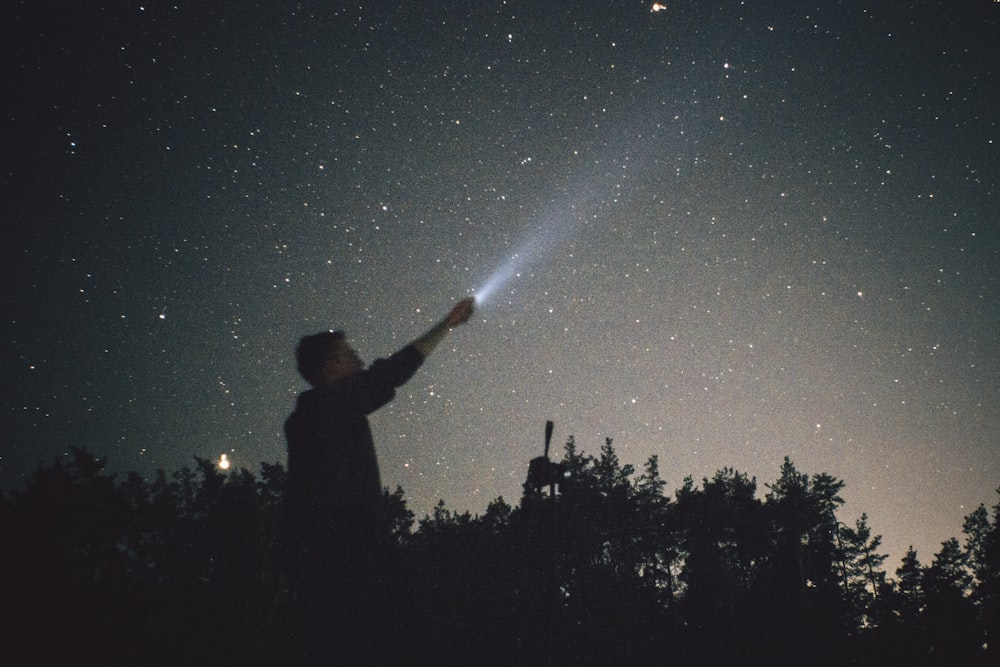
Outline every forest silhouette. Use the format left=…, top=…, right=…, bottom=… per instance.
left=3, top=437, right=997, bottom=666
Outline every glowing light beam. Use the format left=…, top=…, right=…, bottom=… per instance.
left=474, top=254, right=523, bottom=305
left=472, top=196, right=590, bottom=306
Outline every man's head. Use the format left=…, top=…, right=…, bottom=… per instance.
left=295, top=331, right=364, bottom=387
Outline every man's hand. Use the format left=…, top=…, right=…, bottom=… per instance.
left=446, top=296, right=475, bottom=327
left=412, top=297, right=475, bottom=358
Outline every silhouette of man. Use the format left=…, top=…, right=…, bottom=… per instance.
left=283, top=296, right=474, bottom=664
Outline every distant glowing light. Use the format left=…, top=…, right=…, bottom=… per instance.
left=651, top=3, right=667, bottom=12
left=218, top=454, right=230, bottom=470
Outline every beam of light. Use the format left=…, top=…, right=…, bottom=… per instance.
left=473, top=196, right=590, bottom=306
left=473, top=224, right=561, bottom=306
left=474, top=254, right=522, bottom=305
left=471, top=99, right=668, bottom=306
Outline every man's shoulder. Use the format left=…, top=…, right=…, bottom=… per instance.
left=285, top=389, right=322, bottom=428
left=285, top=385, right=355, bottom=425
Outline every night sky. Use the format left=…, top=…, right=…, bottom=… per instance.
left=4, top=1, right=998, bottom=568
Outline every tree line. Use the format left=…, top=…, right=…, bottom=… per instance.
left=2, top=439, right=997, bottom=665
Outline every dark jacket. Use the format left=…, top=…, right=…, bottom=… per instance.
left=283, top=345, right=424, bottom=552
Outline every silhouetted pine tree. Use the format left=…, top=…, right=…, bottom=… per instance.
left=922, top=537, right=981, bottom=663
left=837, top=513, right=889, bottom=629
left=674, top=468, right=769, bottom=663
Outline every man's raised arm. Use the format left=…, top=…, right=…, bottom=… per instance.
left=411, top=297, right=475, bottom=359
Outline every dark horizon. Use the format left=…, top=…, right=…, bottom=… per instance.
left=4, top=440, right=997, bottom=665
left=5, top=434, right=997, bottom=576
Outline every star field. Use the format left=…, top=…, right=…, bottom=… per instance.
left=3, top=1, right=999, bottom=567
